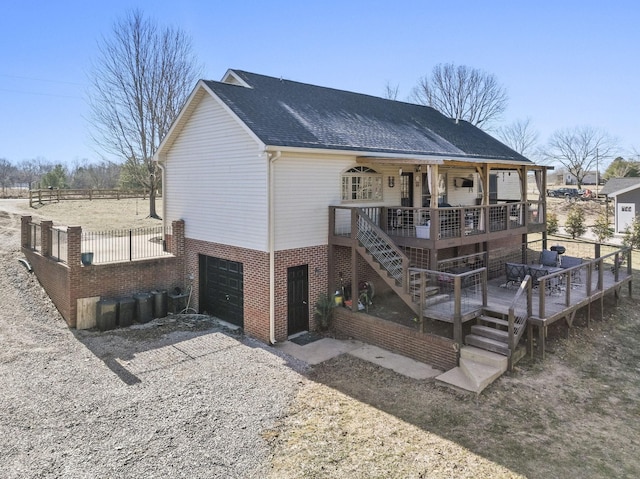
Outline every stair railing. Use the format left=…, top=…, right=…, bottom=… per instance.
left=508, top=274, right=532, bottom=353
left=354, top=208, right=409, bottom=288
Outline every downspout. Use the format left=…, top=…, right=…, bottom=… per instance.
left=268, top=150, right=282, bottom=344
left=155, top=159, right=166, bottom=231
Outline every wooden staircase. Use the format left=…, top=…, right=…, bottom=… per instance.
left=355, top=212, right=450, bottom=315
left=355, top=209, right=527, bottom=391
left=355, top=214, right=416, bottom=312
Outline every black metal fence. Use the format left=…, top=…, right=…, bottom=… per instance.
left=51, top=227, right=68, bottom=263
left=28, top=222, right=41, bottom=252
left=81, top=225, right=172, bottom=264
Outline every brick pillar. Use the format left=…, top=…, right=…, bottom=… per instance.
left=21, top=216, right=32, bottom=248
left=67, top=226, right=82, bottom=266
left=171, top=220, right=185, bottom=257
left=41, top=220, right=53, bottom=257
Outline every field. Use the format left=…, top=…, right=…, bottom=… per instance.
left=2, top=197, right=640, bottom=478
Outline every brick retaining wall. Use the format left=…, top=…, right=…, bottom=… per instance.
left=22, top=217, right=185, bottom=328
left=333, top=307, right=459, bottom=371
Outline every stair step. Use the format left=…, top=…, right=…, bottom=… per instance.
left=424, top=294, right=450, bottom=307
left=460, top=345, right=509, bottom=367
left=459, top=358, right=506, bottom=392
left=470, top=325, right=509, bottom=342
left=477, top=314, right=509, bottom=328
left=436, top=345, right=509, bottom=394
left=412, top=286, right=440, bottom=298
left=465, top=335, right=511, bottom=357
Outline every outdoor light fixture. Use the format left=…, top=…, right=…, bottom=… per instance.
left=388, top=176, right=395, bottom=188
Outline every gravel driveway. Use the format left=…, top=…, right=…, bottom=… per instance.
left=0, top=204, right=307, bottom=478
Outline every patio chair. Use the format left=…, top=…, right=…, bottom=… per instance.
left=504, top=262, right=527, bottom=289
left=539, top=249, right=559, bottom=268
left=529, top=265, right=562, bottom=295
left=560, top=255, right=583, bottom=286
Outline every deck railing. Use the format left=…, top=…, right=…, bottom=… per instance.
left=508, top=275, right=532, bottom=357
left=410, top=266, right=487, bottom=345
left=81, top=225, right=172, bottom=264
left=331, top=201, right=541, bottom=243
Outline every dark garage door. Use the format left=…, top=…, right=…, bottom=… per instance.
left=199, top=255, right=244, bottom=327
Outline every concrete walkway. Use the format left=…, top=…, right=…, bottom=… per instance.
left=274, top=337, right=442, bottom=380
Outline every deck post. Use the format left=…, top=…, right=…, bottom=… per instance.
left=453, top=276, right=462, bottom=346
left=349, top=208, right=359, bottom=312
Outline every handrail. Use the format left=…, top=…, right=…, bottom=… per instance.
left=355, top=208, right=410, bottom=288
left=508, top=275, right=532, bottom=350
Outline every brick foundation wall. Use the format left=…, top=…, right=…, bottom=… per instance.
left=186, top=239, right=329, bottom=344
left=24, top=248, right=71, bottom=321
left=333, top=307, right=459, bottom=371
left=332, top=245, right=393, bottom=299
left=185, top=238, right=271, bottom=343
left=22, top=218, right=186, bottom=328
left=274, top=245, right=328, bottom=341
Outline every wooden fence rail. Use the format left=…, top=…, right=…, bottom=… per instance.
left=29, top=189, right=159, bottom=207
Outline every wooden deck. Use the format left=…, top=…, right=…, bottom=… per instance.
left=422, top=256, right=632, bottom=358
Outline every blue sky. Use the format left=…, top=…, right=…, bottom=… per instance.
left=1, top=0, right=638, bottom=166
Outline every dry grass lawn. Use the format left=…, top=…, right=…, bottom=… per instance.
left=9, top=197, right=640, bottom=478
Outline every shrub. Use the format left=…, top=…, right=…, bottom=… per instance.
left=314, top=293, right=336, bottom=331
left=591, top=213, right=614, bottom=244
left=622, top=215, right=640, bottom=250
left=546, top=212, right=559, bottom=235
left=565, top=206, right=586, bottom=239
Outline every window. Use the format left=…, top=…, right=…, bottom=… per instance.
left=341, top=166, right=382, bottom=201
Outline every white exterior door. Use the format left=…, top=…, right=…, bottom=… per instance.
left=617, top=203, right=635, bottom=233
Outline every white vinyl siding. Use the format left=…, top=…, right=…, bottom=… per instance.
left=273, top=156, right=346, bottom=250
left=164, top=94, right=268, bottom=251
left=273, top=158, right=399, bottom=250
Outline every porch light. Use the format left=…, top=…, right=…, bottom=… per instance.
left=388, top=176, right=395, bottom=188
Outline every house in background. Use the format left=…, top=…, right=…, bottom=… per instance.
left=600, top=177, right=640, bottom=233
left=154, top=69, right=548, bottom=350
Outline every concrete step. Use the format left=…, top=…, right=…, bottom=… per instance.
left=435, top=358, right=506, bottom=394
left=460, top=345, right=510, bottom=368
left=471, top=324, right=509, bottom=342
left=435, top=367, right=479, bottom=394
left=465, top=334, right=511, bottom=357
left=459, top=357, right=506, bottom=393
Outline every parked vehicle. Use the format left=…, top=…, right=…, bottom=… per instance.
left=547, top=187, right=582, bottom=198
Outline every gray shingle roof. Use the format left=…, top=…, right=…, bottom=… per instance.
left=599, top=177, right=640, bottom=196
left=202, top=70, right=530, bottom=163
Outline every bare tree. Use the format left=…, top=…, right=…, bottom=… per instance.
left=17, top=158, right=47, bottom=190
left=496, top=118, right=539, bottom=158
left=543, top=126, right=617, bottom=188
left=0, top=158, right=17, bottom=195
left=383, top=81, right=400, bottom=100
left=410, top=63, right=508, bottom=128
left=88, top=10, right=202, bottom=218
